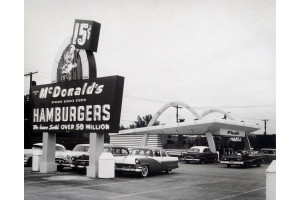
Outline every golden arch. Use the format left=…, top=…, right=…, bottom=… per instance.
left=200, top=109, right=235, bottom=120
left=147, top=101, right=202, bottom=127
left=143, top=102, right=238, bottom=152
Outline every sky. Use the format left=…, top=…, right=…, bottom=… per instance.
left=24, top=0, right=276, bottom=134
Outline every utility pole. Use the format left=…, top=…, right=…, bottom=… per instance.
left=24, top=71, right=38, bottom=137
left=261, top=119, right=269, bottom=135
left=173, top=105, right=182, bottom=123
left=173, top=105, right=183, bottom=147
left=24, top=71, right=38, bottom=95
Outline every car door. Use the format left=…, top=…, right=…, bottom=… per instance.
left=161, top=150, right=178, bottom=170
left=149, top=149, right=163, bottom=172
left=113, top=148, right=129, bottom=163
left=203, top=148, right=214, bottom=161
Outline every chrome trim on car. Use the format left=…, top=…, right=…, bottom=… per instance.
left=184, top=158, right=200, bottom=161
left=220, top=161, right=244, bottom=165
left=115, top=167, right=143, bottom=172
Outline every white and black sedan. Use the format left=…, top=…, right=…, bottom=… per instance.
left=24, top=143, right=67, bottom=167
left=115, top=147, right=179, bottom=177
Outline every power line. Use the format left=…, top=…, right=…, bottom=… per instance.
left=123, top=95, right=275, bottom=110
left=123, top=95, right=167, bottom=104
left=24, top=74, right=276, bottom=110
left=192, top=104, right=275, bottom=110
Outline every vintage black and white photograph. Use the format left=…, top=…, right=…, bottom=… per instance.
left=20, top=0, right=284, bottom=199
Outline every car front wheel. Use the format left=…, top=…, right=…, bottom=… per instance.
left=166, top=168, right=172, bottom=174
left=257, top=161, right=262, bottom=167
left=141, top=165, right=149, bottom=177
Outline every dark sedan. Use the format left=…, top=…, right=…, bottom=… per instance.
left=256, top=148, right=276, bottom=163
left=183, top=146, right=218, bottom=164
left=221, top=150, right=263, bottom=168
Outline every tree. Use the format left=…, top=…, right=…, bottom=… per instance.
left=130, top=114, right=159, bottom=128
left=119, top=124, right=126, bottom=130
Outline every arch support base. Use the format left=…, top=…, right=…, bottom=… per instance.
left=205, top=131, right=216, bottom=153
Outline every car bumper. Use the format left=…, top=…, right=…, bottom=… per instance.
left=115, top=166, right=143, bottom=172
left=220, top=161, right=244, bottom=165
left=74, top=160, right=89, bottom=168
left=59, top=163, right=76, bottom=167
left=184, top=158, right=200, bottom=161
left=55, top=160, right=75, bottom=168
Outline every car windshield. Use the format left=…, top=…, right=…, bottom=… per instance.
left=188, top=148, right=200, bottom=153
left=32, top=145, right=42, bottom=150
left=73, top=145, right=89, bottom=152
left=130, top=149, right=153, bottom=156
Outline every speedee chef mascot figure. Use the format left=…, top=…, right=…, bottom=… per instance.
left=60, top=44, right=77, bottom=82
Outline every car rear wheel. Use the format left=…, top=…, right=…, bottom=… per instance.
left=57, top=165, right=64, bottom=171
left=166, top=168, right=172, bottom=174
left=186, top=160, right=190, bottom=164
left=227, top=164, right=231, bottom=168
left=141, top=165, right=149, bottom=177
left=257, top=161, right=262, bottom=167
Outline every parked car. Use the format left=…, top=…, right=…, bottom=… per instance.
left=56, top=144, right=90, bottom=170
left=115, top=147, right=179, bottom=177
left=256, top=148, right=276, bottom=163
left=220, top=150, right=263, bottom=168
left=24, top=143, right=67, bottom=167
left=73, top=144, right=130, bottom=169
left=182, top=146, right=218, bottom=164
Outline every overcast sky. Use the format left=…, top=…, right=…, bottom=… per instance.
left=24, top=0, right=275, bottom=134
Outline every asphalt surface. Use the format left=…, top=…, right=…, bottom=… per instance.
left=24, top=162, right=267, bottom=200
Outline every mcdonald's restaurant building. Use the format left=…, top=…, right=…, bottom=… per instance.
left=109, top=102, right=260, bottom=153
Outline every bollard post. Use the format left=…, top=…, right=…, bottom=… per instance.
left=32, top=149, right=42, bottom=172
left=98, top=152, right=115, bottom=179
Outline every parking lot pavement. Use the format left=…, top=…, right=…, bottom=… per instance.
left=24, top=162, right=267, bottom=200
